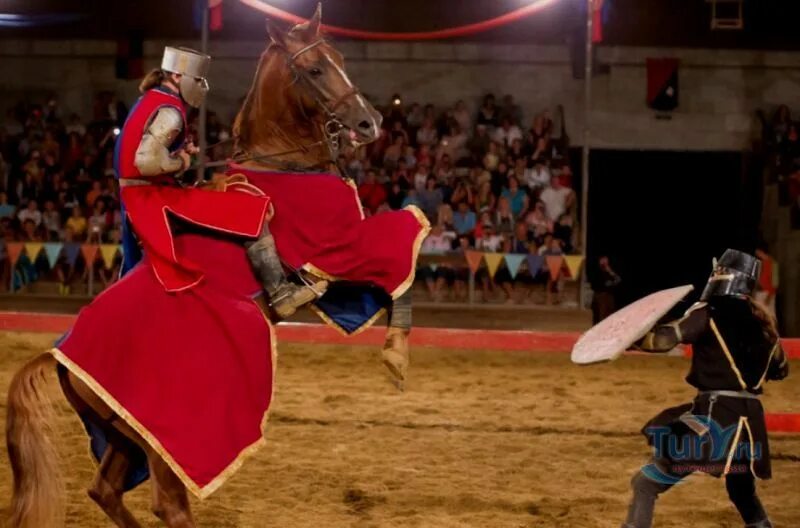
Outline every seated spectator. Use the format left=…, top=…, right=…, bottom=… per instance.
left=436, top=203, right=455, bottom=231
left=531, top=135, right=552, bottom=162
left=85, top=180, right=104, bottom=208
left=526, top=158, right=551, bottom=194
left=507, top=138, right=528, bottom=163
left=453, top=201, right=477, bottom=237
left=416, top=117, right=438, bottom=147
left=406, top=102, right=424, bottom=129
left=419, top=224, right=457, bottom=301
left=403, top=146, right=417, bottom=169
left=413, top=162, right=431, bottom=192
left=0, top=192, right=15, bottom=219
left=475, top=221, right=504, bottom=302
left=42, top=199, right=61, bottom=241
left=528, top=113, right=552, bottom=147
left=449, top=177, right=474, bottom=208
left=440, top=123, right=469, bottom=162
left=475, top=181, right=496, bottom=214
left=418, top=177, right=443, bottom=221
left=416, top=144, right=433, bottom=168
left=18, top=200, right=42, bottom=227
left=491, top=160, right=510, bottom=197
left=500, top=176, right=529, bottom=218
left=493, top=196, right=515, bottom=240
left=402, top=188, right=421, bottom=209
left=540, top=174, right=574, bottom=223
left=434, top=154, right=455, bottom=184
left=453, top=100, right=472, bottom=132
left=524, top=200, right=552, bottom=241
left=476, top=94, right=499, bottom=129
left=501, top=94, right=523, bottom=125
left=493, top=116, right=523, bottom=148
left=468, top=164, right=491, bottom=189
left=66, top=205, right=88, bottom=240
left=357, top=169, right=388, bottom=215
left=468, top=124, right=491, bottom=159
left=482, top=141, right=500, bottom=171
left=88, top=200, right=109, bottom=243
left=383, top=135, right=406, bottom=170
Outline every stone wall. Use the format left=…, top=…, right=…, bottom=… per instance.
left=3, top=39, right=800, bottom=150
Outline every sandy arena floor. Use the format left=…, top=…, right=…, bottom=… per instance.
left=0, top=331, right=798, bottom=527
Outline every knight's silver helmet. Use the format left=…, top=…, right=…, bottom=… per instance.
left=160, top=47, right=210, bottom=108
left=700, top=249, right=761, bottom=301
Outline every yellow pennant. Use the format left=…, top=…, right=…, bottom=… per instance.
left=563, top=255, right=585, bottom=280
left=24, top=242, right=43, bottom=261
left=99, top=244, right=120, bottom=270
left=484, top=253, right=504, bottom=279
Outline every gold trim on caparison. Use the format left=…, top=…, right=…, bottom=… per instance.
left=49, top=301, right=278, bottom=500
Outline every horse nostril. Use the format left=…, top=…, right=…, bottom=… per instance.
left=357, top=120, right=371, bottom=131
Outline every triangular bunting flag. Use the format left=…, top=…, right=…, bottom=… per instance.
left=546, top=255, right=564, bottom=281
left=429, top=263, right=438, bottom=272
left=526, top=254, right=544, bottom=277
left=504, top=254, right=526, bottom=279
left=43, top=243, right=63, bottom=268
left=81, top=244, right=99, bottom=265
left=484, top=253, right=504, bottom=279
left=465, top=250, right=484, bottom=274
left=564, top=255, right=585, bottom=280
left=100, top=244, right=120, bottom=270
left=6, top=242, right=23, bottom=267
left=24, top=242, right=43, bottom=262
left=63, top=242, right=81, bottom=267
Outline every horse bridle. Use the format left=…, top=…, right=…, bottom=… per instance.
left=205, top=40, right=362, bottom=173
left=284, top=39, right=362, bottom=162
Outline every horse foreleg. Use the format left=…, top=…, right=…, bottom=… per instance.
left=87, top=443, right=142, bottom=528
left=147, top=453, right=195, bottom=528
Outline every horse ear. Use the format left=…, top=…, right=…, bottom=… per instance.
left=266, top=19, right=289, bottom=48
left=308, top=3, right=322, bottom=37
left=293, top=3, right=322, bottom=41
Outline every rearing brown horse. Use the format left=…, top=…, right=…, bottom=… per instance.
left=5, top=7, right=392, bottom=527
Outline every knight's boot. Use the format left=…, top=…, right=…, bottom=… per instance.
left=246, top=224, right=327, bottom=319
left=382, top=290, right=412, bottom=390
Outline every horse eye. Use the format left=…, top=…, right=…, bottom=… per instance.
left=309, top=67, right=322, bottom=77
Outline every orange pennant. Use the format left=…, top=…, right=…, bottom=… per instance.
left=546, top=255, right=564, bottom=281
left=6, top=242, right=23, bottom=267
left=81, top=244, right=100, bottom=265
left=465, top=250, right=484, bottom=273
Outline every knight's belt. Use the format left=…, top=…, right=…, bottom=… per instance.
left=119, top=178, right=154, bottom=187
left=698, top=389, right=759, bottom=399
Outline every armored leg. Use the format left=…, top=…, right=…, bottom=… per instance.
left=621, top=466, right=681, bottom=528
left=245, top=223, right=327, bottom=319
left=382, top=290, right=412, bottom=390
left=726, top=473, right=772, bottom=527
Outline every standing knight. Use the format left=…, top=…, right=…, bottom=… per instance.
left=621, top=249, right=789, bottom=528
left=115, top=46, right=325, bottom=315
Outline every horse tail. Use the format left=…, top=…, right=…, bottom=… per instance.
left=6, top=353, right=63, bottom=528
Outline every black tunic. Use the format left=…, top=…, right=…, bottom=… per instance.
left=638, top=297, right=789, bottom=479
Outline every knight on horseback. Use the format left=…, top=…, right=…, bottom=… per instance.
left=117, top=45, right=326, bottom=317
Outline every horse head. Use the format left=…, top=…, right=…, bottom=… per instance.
left=235, top=4, right=381, bottom=165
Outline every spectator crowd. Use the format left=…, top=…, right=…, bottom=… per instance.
left=0, top=90, right=578, bottom=301
left=346, top=94, right=579, bottom=304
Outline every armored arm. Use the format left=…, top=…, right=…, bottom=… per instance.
left=637, top=303, right=709, bottom=353
left=134, top=107, right=186, bottom=177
